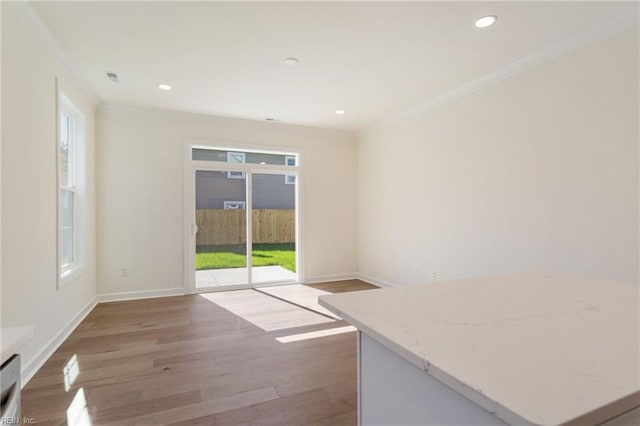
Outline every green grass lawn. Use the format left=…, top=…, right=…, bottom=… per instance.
left=196, top=243, right=296, bottom=272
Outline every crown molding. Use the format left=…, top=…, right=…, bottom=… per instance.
left=368, top=12, right=638, bottom=131
left=9, top=1, right=99, bottom=106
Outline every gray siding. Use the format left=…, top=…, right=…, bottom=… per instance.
left=196, top=171, right=294, bottom=210
left=196, top=170, right=245, bottom=209
left=252, top=174, right=295, bottom=209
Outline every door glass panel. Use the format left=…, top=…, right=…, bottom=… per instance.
left=195, top=170, right=247, bottom=288
left=251, top=173, right=297, bottom=284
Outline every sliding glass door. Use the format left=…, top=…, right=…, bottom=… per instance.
left=186, top=146, right=299, bottom=292
left=194, top=169, right=248, bottom=289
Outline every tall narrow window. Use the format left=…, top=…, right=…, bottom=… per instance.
left=58, top=94, right=85, bottom=287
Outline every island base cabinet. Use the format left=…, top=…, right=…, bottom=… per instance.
left=359, top=332, right=508, bottom=426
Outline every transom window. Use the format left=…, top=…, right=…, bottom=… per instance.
left=192, top=146, right=299, bottom=184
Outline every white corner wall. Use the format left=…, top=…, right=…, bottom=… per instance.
left=1, top=3, right=97, bottom=380
left=357, top=28, right=639, bottom=286
left=96, top=106, right=358, bottom=295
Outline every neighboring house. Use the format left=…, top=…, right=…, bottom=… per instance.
left=194, top=149, right=296, bottom=210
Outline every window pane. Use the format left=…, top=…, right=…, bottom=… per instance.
left=62, top=228, right=74, bottom=265
left=61, top=190, right=74, bottom=228
left=59, top=112, right=71, bottom=187
left=62, top=227, right=74, bottom=265
left=192, top=148, right=297, bottom=166
left=61, top=189, right=74, bottom=266
left=60, top=112, right=69, bottom=147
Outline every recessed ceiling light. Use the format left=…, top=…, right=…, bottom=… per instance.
left=158, top=83, right=172, bottom=90
left=335, top=110, right=345, bottom=115
left=284, top=58, right=299, bottom=66
left=475, top=15, right=497, bottom=28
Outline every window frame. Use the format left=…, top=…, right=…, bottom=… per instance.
left=57, top=93, right=86, bottom=289
left=285, top=155, right=296, bottom=184
left=223, top=201, right=246, bottom=210
left=227, top=151, right=246, bottom=179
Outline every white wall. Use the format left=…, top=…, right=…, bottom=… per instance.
left=1, top=3, right=97, bottom=377
left=96, top=106, right=357, bottom=295
left=357, top=28, right=639, bottom=286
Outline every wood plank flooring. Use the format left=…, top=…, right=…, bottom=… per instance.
left=21, top=280, right=377, bottom=425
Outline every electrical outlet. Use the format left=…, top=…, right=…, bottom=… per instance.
left=430, top=271, right=436, bottom=280
left=121, top=267, right=128, bottom=277
left=415, top=268, right=421, bottom=277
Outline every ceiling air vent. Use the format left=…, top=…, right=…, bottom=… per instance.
left=106, top=72, right=119, bottom=83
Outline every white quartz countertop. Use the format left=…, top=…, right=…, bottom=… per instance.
left=1, top=326, right=34, bottom=365
left=319, top=273, right=640, bottom=426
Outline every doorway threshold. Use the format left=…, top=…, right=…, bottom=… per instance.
left=196, top=265, right=296, bottom=288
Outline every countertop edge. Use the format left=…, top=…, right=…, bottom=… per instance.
left=319, top=296, right=539, bottom=426
left=1, top=326, right=35, bottom=366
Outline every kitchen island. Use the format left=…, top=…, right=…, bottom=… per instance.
left=1, top=326, right=33, bottom=365
left=319, top=273, right=639, bottom=426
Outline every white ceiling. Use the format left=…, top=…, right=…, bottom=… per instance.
left=31, top=1, right=637, bottom=131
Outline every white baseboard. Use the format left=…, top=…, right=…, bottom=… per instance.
left=304, top=273, right=397, bottom=287
left=304, top=273, right=358, bottom=284
left=96, top=287, right=184, bottom=303
left=21, top=296, right=97, bottom=387
left=357, top=273, right=396, bottom=288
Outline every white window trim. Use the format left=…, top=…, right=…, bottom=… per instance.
left=58, top=92, right=86, bottom=289
left=227, top=151, right=246, bottom=179
left=183, top=141, right=304, bottom=293
left=285, top=155, right=296, bottom=184
left=285, top=155, right=296, bottom=166
left=223, top=201, right=246, bottom=210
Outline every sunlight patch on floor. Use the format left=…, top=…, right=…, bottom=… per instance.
left=256, top=284, right=341, bottom=319
left=276, top=325, right=356, bottom=343
left=66, top=387, right=92, bottom=426
left=199, top=290, right=334, bottom=331
left=63, top=354, right=80, bottom=392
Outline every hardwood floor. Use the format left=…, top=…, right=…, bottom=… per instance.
left=22, top=280, right=377, bottom=425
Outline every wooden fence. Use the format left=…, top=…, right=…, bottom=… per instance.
left=196, top=209, right=295, bottom=246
